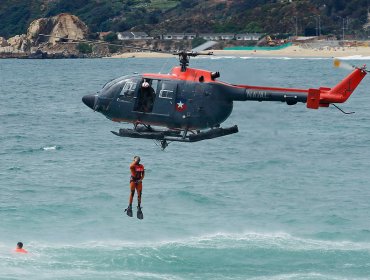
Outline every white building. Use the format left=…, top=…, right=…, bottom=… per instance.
left=117, top=32, right=151, bottom=40
left=235, top=33, right=262, bottom=41
left=162, top=33, right=196, bottom=40
left=199, top=33, right=235, bottom=40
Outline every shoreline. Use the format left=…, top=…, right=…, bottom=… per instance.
left=2, top=45, right=370, bottom=59
left=109, top=45, right=370, bottom=59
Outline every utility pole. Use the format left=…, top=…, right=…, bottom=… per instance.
left=336, top=16, right=345, bottom=41
left=342, top=17, right=345, bottom=41
left=313, top=15, right=321, bottom=37
left=293, top=16, right=298, bottom=37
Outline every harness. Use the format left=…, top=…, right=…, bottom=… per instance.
left=130, top=164, right=144, bottom=183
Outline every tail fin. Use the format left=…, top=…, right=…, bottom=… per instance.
left=307, top=67, right=367, bottom=109
left=327, top=67, right=367, bottom=102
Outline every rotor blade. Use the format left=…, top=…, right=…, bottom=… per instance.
left=38, top=34, right=171, bottom=54
left=38, top=34, right=214, bottom=61
left=191, top=41, right=217, bottom=52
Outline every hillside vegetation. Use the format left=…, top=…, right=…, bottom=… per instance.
left=0, top=0, right=368, bottom=39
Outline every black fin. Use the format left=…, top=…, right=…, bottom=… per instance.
left=137, top=206, right=144, bottom=220
left=125, top=207, right=133, bottom=217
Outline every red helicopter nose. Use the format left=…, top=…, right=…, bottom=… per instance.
left=82, top=94, right=96, bottom=110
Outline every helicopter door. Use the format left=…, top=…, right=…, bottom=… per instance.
left=135, top=79, right=157, bottom=113
left=151, top=80, right=177, bottom=116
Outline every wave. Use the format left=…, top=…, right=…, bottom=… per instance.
left=18, top=231, right=370, bottom=252
left=247, top=273, right=368, bottom=280
left=208, top=56, right=333, bottom=60
left=204, top=55, right=370, bottom=61
left=2, top=232, right=370, bottom=280
left=334, top=55, right=370, bottom=60
left=41, top=145, right=61, bottom=151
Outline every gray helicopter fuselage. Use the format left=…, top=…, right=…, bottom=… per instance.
left=89, top=74, right=237, bottom=130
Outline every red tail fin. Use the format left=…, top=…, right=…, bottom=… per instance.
left=307, top=67, right=367, bottom=109
left=326, top=67, right=367, bottom=102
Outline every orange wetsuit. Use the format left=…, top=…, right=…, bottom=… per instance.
left=129, top=162, right=145, bottom=206
left=15, top=248, right=28, bottom=254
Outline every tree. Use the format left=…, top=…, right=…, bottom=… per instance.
left=104, top=32, right=117, bottom=42
left=77, top=42, right=92, bottom=54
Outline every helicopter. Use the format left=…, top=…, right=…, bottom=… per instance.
left=37, top=34, right=367, bottom=149
left=80, top=49, right=367, bottom=149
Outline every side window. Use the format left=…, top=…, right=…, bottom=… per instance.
left=159, top=82, right=175, bottom=99
left=119, top=80, right=137, bottom=99
left=159, top=90, right=174, bottom=99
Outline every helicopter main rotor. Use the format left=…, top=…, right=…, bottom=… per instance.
left=38, top=34, right=213, bottom=70
left=173, top=50, right=213, bottom=72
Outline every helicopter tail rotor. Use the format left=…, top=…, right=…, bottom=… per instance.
left=333, top=58, right=369, bottom=73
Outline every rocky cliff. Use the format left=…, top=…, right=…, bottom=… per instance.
left=27, top=13, right=88, bottom=44
left=0, top=13, right=88, bottom=58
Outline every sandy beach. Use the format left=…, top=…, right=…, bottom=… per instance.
left=109, top=45, right=370, bottom=59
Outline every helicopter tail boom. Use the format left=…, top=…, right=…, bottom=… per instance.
left=231, top=66, right=367, bottom=109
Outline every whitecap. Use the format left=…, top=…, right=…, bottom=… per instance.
left=248, top=272, right=353, bottom=280
left=29, top=231, right=370, bottom=252
left=41, top=146, right=59, bottom=151
left=334, top=55, right=370, bottom=60
left=210, top=56, right=237, bottom=59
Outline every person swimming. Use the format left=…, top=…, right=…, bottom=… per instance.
left=14, top=242, right=28, bottom=254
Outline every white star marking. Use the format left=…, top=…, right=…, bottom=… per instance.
left=177, top=101, right=184, bottom=108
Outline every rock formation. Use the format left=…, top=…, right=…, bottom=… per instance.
left=27, top=13, right=88, bottom=44
left=0, top=13, right=89, bottom=57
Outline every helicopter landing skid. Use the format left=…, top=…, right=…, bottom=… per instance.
left=111, top=125, right=239, bottom=149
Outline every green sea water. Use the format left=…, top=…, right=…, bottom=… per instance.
left=1, top=56, right=370, bottom=279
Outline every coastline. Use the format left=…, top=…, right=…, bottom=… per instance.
left=2, top=45, right=370, bottom=59
left=109, top=45, right=370, bottom=59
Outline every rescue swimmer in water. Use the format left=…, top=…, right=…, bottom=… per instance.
left=14, top=242, right=28, bottom=254
left=124, top=156, right=145, bottom=219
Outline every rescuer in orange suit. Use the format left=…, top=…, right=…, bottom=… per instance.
left=125, top=156, right=145, bottom=214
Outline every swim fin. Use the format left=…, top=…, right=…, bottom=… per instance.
left=137, top=206, right=144, bottom=220
left=124, top=206, right=133, bottom=217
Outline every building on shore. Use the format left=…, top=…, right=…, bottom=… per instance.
left=117, top=32, right=152, bottom=40
left=161, top=33, right=196, bottom=40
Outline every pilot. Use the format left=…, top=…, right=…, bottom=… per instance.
left=14, top=242, right=28, bottom=254
left=125, top=156, right=145, bottom=214
left=140, top=79, right=155, bottom=112
left=142, top=80, right=150, bottom=88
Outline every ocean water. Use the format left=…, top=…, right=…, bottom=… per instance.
left=1, top=56, right=370, bottom=280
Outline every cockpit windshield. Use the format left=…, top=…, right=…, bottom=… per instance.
left=102, top=75, right=130, bottom=90
left=119, top=80, right=137, bottom=99
left=100, top=76, right=139, bottom=99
